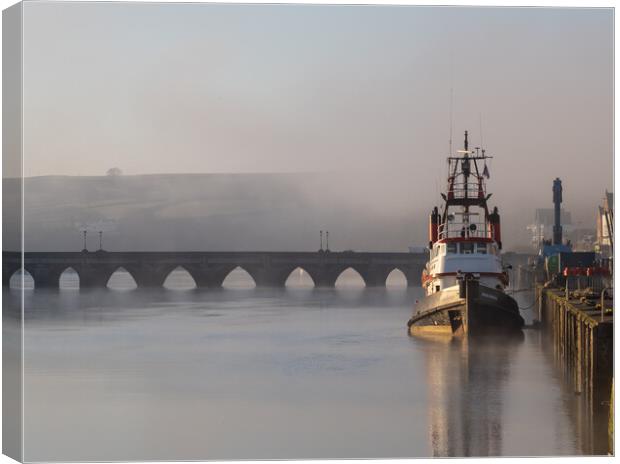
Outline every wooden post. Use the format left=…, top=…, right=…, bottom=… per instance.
left=561, top=302, right=566, bottom=365
left=590, top=325, right=596, bottom=394
left=538, top=287, right=542, bottom=323
left=576, top=317, right=582, bottom=394
left=609, top=377, right=614, bottom=455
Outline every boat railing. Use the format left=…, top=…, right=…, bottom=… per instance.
left=438, top=221, right=491, bottom=240
left=447, top=182, right=486, bottom=199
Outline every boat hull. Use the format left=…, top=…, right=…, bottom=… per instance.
left=407, top=281, right=524, bottom=336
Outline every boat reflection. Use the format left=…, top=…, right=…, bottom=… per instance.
left=416, top=332, right=524, bottom=457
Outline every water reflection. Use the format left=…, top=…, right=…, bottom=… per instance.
left=4, top=276, right=605, bottom=460
left=416, top=333, right=523, bottom=457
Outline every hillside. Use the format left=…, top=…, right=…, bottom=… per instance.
left=6, top=173, right=422, bottom=252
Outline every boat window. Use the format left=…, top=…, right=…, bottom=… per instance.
left=447, top=242, right=457, bottom=254
left=476, top=243, right=487, bottom=254
left=461, top=242, right=474, bottom=254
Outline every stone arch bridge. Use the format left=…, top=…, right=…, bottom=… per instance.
left=3, top=251, right=428, bottom=289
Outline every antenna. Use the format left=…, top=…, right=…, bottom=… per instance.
left=479, top=113, right=484, bottom=149
left=448, top=54, right=454, bottom=155
left=449, top=86, right=453, bottom=155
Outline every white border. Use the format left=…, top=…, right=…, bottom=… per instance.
left=0, top=1, right=616, bottom=464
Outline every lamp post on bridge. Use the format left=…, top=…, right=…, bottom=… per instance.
left=320, top=230, right=323, bottom=252
left=99, top=231, right=103, bottom=251
left=326, top=231, right=330, bottom=252
left=82, top=230, right=88, bottom=252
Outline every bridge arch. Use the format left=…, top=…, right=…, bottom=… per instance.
left=59, top=267, right=80, bottom=290
left=385, top=268, right=408, bottom=288
left=106, top=267, right=138, bottom=291
left=335, top=267, right=366, bottom=288
left=163, top=266, right=197, bottom=290
left=222, top=266, right=256, bottom=288
left=9, top=268, right=35, bottom=290
left=284, top=267, right=316, bottom=288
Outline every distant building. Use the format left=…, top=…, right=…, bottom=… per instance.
left=570, top=228, right=597, bottom=252
left=526, top=208, right=573, bottom=250
left=595, top=191, right=613, bottom=258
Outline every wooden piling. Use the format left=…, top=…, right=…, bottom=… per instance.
left=610, top=377, right=614, bottom=455
left=536, top=285, right=613, bottom=454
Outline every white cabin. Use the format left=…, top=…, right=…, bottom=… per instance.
left=423, top=239, right=506, bottom=296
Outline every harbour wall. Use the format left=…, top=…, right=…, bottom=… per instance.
left=536, top=285, right=613, bottom=454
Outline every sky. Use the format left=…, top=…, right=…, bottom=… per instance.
left=15, top=3, right=614, bottom=241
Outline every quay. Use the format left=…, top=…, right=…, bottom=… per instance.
left=535, top=284, right=614, bottom=454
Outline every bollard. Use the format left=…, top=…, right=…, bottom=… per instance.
left=601, top=287, right=611, bottom=322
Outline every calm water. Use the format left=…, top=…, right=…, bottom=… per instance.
left=5, top=269, right=606, bottom=461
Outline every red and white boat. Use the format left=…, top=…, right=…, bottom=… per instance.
left=407, top=131, right=524, bottom=336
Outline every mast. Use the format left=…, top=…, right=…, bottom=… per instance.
left=463, top=131, right=470, bottom=228
left=438, top=130, right=496, bottom=242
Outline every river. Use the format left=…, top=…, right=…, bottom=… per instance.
left=4, top=268, right=607, bottom=460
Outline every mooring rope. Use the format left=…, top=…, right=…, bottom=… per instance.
left=509, top=286, right=537, bottom=311
left=518, top=299, right=537, bottom=311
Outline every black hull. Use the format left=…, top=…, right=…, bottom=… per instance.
left=407, top=282, right=524, bottom=336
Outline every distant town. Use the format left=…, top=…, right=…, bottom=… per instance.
left=526, top=190, right=613, bottom=257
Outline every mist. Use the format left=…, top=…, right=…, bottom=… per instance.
left=3, top=168, right=605, bottom=253
left=5, top=4, right=612, bottom=252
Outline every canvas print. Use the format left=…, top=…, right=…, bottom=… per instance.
left=2, top=2, right=614, bottom=461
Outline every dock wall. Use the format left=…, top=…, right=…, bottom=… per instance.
left=536, top=285, right=613, bottom=454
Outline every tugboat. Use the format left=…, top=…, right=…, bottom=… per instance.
left=407, top=131, right=524, bottom=336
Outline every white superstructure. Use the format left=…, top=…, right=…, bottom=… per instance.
left=422, top=131, right=508, bottom=296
